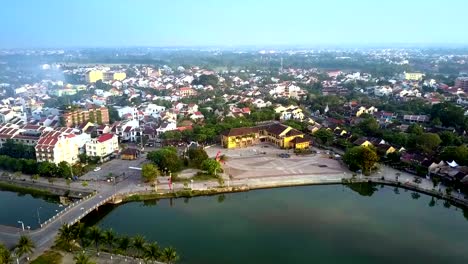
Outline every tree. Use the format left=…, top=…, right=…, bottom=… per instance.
left=57, top=161, right=72, bottom=178
left=343, top=146, right=379, bottom=175
left=147, top=147, right=182, bottom=173
left=14, top=235, right=35, bottom=260
left=192, top=74, right=219, bottom=87
left=0, top=243, right=13, bottom=264
left=141, top=163, right=160, bottom=183
left=102, top=229, right=117, bottom=253
left=161, top=131, right=182, bottom=142
left=439, top=131, right=462, bottom=146
left=357, top=117, right=380, bottom=136
left=73, top=252, right=96, bottom=264
left=161, top=247, right=179, bottom=264
left=407, top=124, right=424, bottom=135
left=201, top=159, right=221, bottom=175
left=187, top=148, right=208, bottom=168
left=38, top=161, right=59, bottom=178
left=56, top=224, right=75, bottom=251
left=88, top=226, right=103, bottom=254
left=439, top=145, right=468, bottom=165
left=143, top=242, right=160, bottom=263
left=431, top=102, right=465, bottom=128
left=132, top=235, right=147, bottom=258
left=415, top=133, right=441, bottom=154
left=117, top=236, right=131, bottom=255
left=313, top=128, right=334, bottom=146
left=72, top=223, right=88, bottom=248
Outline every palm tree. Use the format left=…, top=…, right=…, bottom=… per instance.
left=73, top=223, right=88, bottom=248
left=132, top=235, right=146, bottom=258
left=102, top=229, right=116, bottom=253
left=160, top=247, right=179, bottom=264
left=57, top=224, right=75, bottom=251
left=117, top=236, right=131, bottom=255
left=87, top=226, right=103, bottom=254
left=0, top=243, right=13, bottom=264
left=14, top=235, right=35, bottom=261
left=143, top=242, right=160, bottom=263
left=73, top=252, right=96, bottom=264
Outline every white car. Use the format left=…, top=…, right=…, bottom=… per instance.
left=93, top=167, right=101, bottom=172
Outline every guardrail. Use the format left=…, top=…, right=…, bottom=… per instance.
left=39, top=192, right=95, bottom=228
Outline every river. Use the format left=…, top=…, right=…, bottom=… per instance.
left=0, top=188, right=64, bottom=229
left=82, top=183, right=468, bottom=264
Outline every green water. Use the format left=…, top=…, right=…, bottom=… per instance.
left=88, top=184, right=468, bottom=264
left=0, top=189, right=62, bottom=229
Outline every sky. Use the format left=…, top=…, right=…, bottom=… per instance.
left=1, top=0, right=467, bottom=48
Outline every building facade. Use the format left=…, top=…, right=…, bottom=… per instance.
left=221, top=123, right=310, bottom=150
left=35, top=132, right=79, bottom=164
left=62, top=107, right=109, bottom=127
left=85, top=133, right=119, bottom=162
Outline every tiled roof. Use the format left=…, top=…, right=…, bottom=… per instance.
left=97, top=133, right=114, bottom=143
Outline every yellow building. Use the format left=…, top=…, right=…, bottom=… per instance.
left=35, top=132, right=79, bottom=164
left=221, top=123, right=310, bottom=150
left=86, top=70, right=126, bottom=83
left=86, top=70, right=104, bottom=83
left=404, top=72, right=424, bottom=81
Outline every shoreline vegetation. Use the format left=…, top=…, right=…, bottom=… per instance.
left=0, top=181, right=55, bottom=197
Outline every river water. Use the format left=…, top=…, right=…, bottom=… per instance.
left=82, top=184, right=468, bottom=264
left=0, top=189, right=63, bottom=229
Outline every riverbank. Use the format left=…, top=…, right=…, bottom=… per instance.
left=119, top=174, right=468, bottom=210
left=0, top=177, right=94, bottom=198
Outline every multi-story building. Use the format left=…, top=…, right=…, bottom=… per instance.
left=404, top=72, right=424, bottom=81
left=86, top=70, right=126, bottom=83
left=179, top=87, right=196, bottom=97
left=85, top=133, right=119, bottom=162
left=35, top=131, right=79, bottom=164
left=61, top=107, right=109, bottom=127
left=221, top=123, right=310, bottom=150
left=455, top=77, right=468, bottom=91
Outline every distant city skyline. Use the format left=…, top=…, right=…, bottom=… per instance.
left=1, top=0, right=468, bottom=49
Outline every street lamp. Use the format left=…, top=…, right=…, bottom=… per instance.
left=37, top=207, right=42, bottom=226
left=17, top=220, right=24, bottom=231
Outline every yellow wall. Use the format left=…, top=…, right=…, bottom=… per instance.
left=386, top=146, right=396, bottom=155
left=113, top=72, right=127, bottom=81
left=361, top=141, right=373, bottom=147
left=295, top=141, right=309, bottom=149
left=405, top=72, right=424, bottom=81
left=87, top=70, right=104, bottom=83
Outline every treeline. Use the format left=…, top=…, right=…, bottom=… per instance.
left=0, top=139, right=35, bottom=159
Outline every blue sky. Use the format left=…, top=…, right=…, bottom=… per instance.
left=1, top=0, right=467, bottom=48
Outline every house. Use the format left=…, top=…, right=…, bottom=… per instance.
left=85, top=133, right=119, bottom=162
left=221, top=123, right=309, bottom=150
left=121, top=148, right=140, bottom=160
left=179, top=87, right=196, bottom=97
left=35, top=131, right=79, bottom=164
left=156, top=121, right=177, bottom=135
left=190, top=111, right=205, bottom=121
left=403, top=115, right=430, bottom=123
left=353, top=137, right=373, bottom=147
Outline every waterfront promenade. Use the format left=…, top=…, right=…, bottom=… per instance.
left=0, top=162, right=467, bottom=263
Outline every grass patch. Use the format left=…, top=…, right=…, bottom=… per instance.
left=30, top=250, right=63, bottom=264
left=192, top=172, right=218, bottom=181
left=0, top=181, right=54, bottom=197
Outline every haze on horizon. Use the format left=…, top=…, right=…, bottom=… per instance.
left=1, top=0, right=467, bottom=49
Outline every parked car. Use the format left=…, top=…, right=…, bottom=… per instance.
left=278, top=153, right=290, bottom=158
left=93, top=167, right=101, bottom=172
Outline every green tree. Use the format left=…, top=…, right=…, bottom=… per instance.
left=313, top=128, right=334, bottom=146
left=38, top=161, right=59, bottom=177
left=343, top=146, right=379, bottom=175
left=102, top=229, right=117, bottom=253
left=73, top=252, right=96, bottom=264
left=141, top=163, right=161, bottom=183
left=416, top=133, right=442, bottom=154
left=56, top=224, right=75, bottom=251
left=132, top=235, right=147, bottom=258
left=431, top=102, right=465, bottom=128
left=88, top=226, right=103, bottom=254
left=117, top=236, right=131, bottom=255
left=407, top=124, right=424, bottom=135
left=439, top=131, right=462, bottom=146
left=357, top=117, right=380, bottom=136
left=201, top=159, right=221, bottom=175
left=187, top=148, right=208, bottom=168
left=161, top=247, right=179, bottom=264
left=147, top=147, right=182, bottom=173
left=439, top=145, right=468, bottom=165
left=14, top=235, right=35, bottom=260
left=143, top=242, right=160, bottom=263
left=57, top=161, right=72, bottom=178
left=0, top=243, right=13, bottom=264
